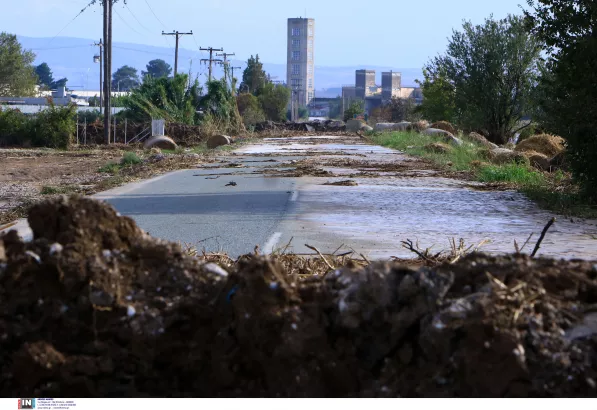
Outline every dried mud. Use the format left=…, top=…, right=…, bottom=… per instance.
left=1, top=196, right=597, bottom=398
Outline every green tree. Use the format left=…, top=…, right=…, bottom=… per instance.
left=142, top=59, right=172, bottom=79
left=112, top=65, right=140, bottom=91
left=240, top=55, right=267, bottom=94
left=35, top=63, right=54, bottom=87
left=343, top=99, right=365, bottom=122
left=0, top=32, right=37, bottom=97
left=524, top=0, right=597, bottom=198
left=51, top=77, right=68, bottom=89
left=236, top=92, right=265, bottom=127
left=122, top=73, right=201, bottom=124
left=416, top=67, right=456, bottom=122
left=424, top=15, right=541, bottom=143
left=200, top=79, right=244, bottom=132
left=256, top=83, right=290, bottom=121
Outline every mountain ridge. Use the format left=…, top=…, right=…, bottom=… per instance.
left=18, top=36, right=423, bottom=97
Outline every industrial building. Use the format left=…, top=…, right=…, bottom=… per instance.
left=342, top=69, right=422, bottom=117
left=286, top=17, right=315, bottom=119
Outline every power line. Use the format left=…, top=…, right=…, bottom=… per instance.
left=144, top=0, right=168, bottom=29
left=45, top=0, right=96, bottom=47
left=31, top=45, right=92, bottom=51
left=123, top=3, right=154, bottom=35
left=114, top=9, right=144, bottom=37
left=113, top=45, right=173, bottom=57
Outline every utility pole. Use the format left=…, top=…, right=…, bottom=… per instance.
left=200, top=47, right=223, bottom=82
left=216, top=52, right=235, bottom=82
left=230, top=66, right=242, bottom=82
left=102, top=0, right=111, bottom=144
left=93, top=39, right=103, bottom=112
left=162, top=30, right=193, bottom=76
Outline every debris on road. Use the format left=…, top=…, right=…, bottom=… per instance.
left=323, top=180, right=358, bottom=186
left=225, top=181, right=237, bottom=186
left=1, top=196, right=596, bottom=397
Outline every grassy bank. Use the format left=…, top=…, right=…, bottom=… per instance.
left=370, top=131, right=597, bottom=219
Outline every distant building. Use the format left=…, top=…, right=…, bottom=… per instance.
left=286, top=17, right=315, bottom=109
left=341, top=69, right=422, bottom=117
left=381, top=71, right=402, bottom=102
left=355, top=69, right=376, bottom=100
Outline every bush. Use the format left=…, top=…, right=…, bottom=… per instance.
left=30, top=103, right=77, bottom=149
left=120, top=152, right=142, bottom=166
left=343, top=100, right=364, bottom=122
left=0, top=108, right=31, bottom=146
left=242, top=105, right=266, bottom=127
left=78, top=109, right=102, bottom=124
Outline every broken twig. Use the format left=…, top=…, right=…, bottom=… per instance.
left=305, top=244, right=335, bottom=271
left=401, top=239, right=431, bottom=262
left=531, top=218, right=556, bottom=258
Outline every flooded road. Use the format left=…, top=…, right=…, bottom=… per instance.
left=5, top=135, right=596, bottom=260
left=236, top=136, right=597, bottom=260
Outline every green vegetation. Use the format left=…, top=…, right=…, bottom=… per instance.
left=0, top=102, right=77, bottom=148
left=98, top=162, right=121, bottom=174
left=99, top=152, right=143, bottom=175
left=524, top=0, right=597, bottom=201
left=122, top=73, right=201, bottom=124
left=0, top=32, right=37, bottom=97
left=40, top=185, right=81, bottom=195
left=239, top=55, right=267, bottom=94
left=371, top=131, right=597, bottom=218
left=477, top=164, right=545, bottom=186
left=112, top=65, right=140, bottom=91
left=343, top=100, right=365, bottom=122
left=142, top=59, right=172, bottom=79
left=370, top=97, right=418, bottom=124
left=419, top=15, right=541, bottom=144
left=120, top=152, right=142, bottom=166
left=34, top=62, right=68, bottom=90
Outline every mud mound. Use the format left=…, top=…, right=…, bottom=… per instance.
left=1, top=197, right=597, bottom=397
left=430, top=121, right=458, bottom=135
left=515, top=134, right=566, bottom=157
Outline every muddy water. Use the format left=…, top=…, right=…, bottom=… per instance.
left=236, top=136, right=597, bottom=260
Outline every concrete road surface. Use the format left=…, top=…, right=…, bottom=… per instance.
left=3, top=136, right=597, bottom=260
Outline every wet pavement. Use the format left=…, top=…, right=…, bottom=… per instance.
left=4, top=135, right=597, bottom=260
left=232, top=136, right=597, bottom=260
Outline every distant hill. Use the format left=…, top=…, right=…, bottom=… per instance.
left=18, top=36, right=423, bottom=93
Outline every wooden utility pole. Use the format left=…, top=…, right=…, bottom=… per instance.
left=102, top=0, right=111, bottom=144
left=162, top=30, right=193, bottom=76
left=230, top=66, right=242, bottom=81
left=93, top=39, right=103, bottom=112
left=216, top=52, right=235, bottom=82
left=200, top=47, right=223, bottom=82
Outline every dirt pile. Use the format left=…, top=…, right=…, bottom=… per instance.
left=1, top=196, right=597, bottom=397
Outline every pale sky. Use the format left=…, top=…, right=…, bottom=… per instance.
left=2, top=0, right=527, bottom=67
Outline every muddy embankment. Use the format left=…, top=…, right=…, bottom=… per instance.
left=1, top=196, right=597, bottom=397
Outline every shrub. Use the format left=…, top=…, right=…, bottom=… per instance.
left=30, top=103, right=77, bottom=149
left=343, top=100, right=365, bottom=122
left=120, top=152, right=142, bottom=166
left=0, top=108, right=31, bottom=146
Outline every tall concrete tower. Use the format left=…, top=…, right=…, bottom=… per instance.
left=286, top=17, right=315, bottom=109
